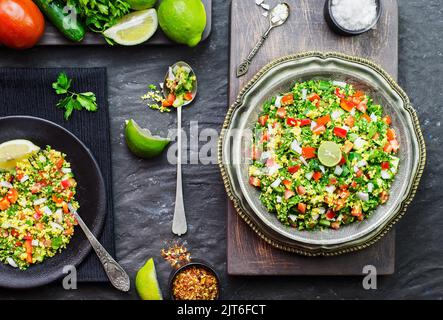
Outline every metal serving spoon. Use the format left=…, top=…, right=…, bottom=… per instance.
left=68, top=204, right=130, bottom=292
left=162, top=61, right=198, bottom=236
left=236, top=3, right=290, bottom=77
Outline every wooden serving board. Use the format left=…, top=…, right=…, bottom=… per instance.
left=227, top=0, right=398, bottom=275
left=37, top=0, right=212, bottom=45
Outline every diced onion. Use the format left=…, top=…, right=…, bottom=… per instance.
left=325, top=185, right=336, bottom=194
left=275, top=96, right=282, bottom=107
left=300, top=156, right=308, bottom=167
left=318, top=207, right=326, bottom=215
left=331, top=109, right=343, bottom=120
left=342, top=125, right=350, bottom=132
left=353, top=165, right=359, bottom=173
left=42, top=206, right=52, bottom=216
left=357, top=192, right=369, bottom=202
left=0, top=181, right=12, bottom=188
left=6, top=257, right=18, bottom=268
left=357, top=160, right=368, bottom=168
left=276, top=196, right=282, bottom=203
left=20, top=175, right=29, bottom=183
left=54, top=209, right=63, bottom=224
left=31, top=239, right=39, bottom=247
left=61, top=168, right=72, bottom=174
left=367, top=183, right=374, bottom=192
left=305, top=172, right=314, bottom=180
left=271, top=178, right=282, bottom=188
left=381, top=170, right=391, bottom=179
left=268, top=165, right=281, bottom=176
left=260, top=151, right=271, bottom=162
left=332, top=81, right=347, bottom=87
left=290, top=140, right=302, bottom=154
left=350, top=108, right=356, bottom=116
left=334, top=166, right=343, bottom=176
left=50, top=222, right=64, bottom=231
left=319, top=165, right=326, bottom=174
left=370, top=113, right=378, bottom=122
left=310, top=121, right=318, bottom=130
left=353, top=137, right=366, bottom=150
left=288, top=214, right=298, bottom=222
left=34, top=198, right=47, bottom=206
left=301, top=89, right=307, bottom=101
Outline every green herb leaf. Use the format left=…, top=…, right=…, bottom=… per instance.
left=52, top=72, right=71, bottom=95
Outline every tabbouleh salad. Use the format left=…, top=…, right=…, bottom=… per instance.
left=0, top=147, right=78, bottom=269
left=249, top=80, right=400, bottom=231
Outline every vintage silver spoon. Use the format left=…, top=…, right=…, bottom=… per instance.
left=162, top=61, right=198, bottom=236
left=68, top=203, right=130, bottom=292
left=237, top=3, right=290, bottom=77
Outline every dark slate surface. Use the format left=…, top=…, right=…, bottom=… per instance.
left=0, top=0, right=441, bottom=299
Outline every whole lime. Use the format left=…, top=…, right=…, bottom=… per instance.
left=158, top=0, right=206, bottom=47
left=126, top=0, right=157, bottom=10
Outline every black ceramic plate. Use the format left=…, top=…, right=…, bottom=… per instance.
left=0, top=116, right=107, bottom=288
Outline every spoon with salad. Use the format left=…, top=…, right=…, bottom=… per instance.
left=162, top=62, right=197, bottom=236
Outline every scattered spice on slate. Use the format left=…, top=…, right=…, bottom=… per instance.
left=161, top=242, right=191, bottom=269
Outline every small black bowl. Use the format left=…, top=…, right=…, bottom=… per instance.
left=168, top=259, right=221, bottom=300
left=324, top=0, right=382, bottom=36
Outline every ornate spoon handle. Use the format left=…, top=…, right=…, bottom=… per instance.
left=69, top=204, right=130, bottom=292
left=237, top=27, right=272, bottom=77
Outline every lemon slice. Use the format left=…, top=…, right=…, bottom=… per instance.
left=0, top=140, right=40, bottom=171
left=135, top=258, right=163, bottom=300
left=318, top=141, right=342, bottom=167
left=125, top=119, right=170, bottom=158
left=103, top=9, right=158, bottom=46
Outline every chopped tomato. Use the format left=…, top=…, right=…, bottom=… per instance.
left=286, top=117, right=298, bottom=127
left=312, top=124, right=326, bottom=135
left=356, top=99, right=368, bottom=113
left=266, top=158, right=276, bottom=167
left=356, top=169, right=363, bottom=178
left=288, top=165, right=301, bottom=174
left=325, top=210, right=336, bottom=220
left=350, top=181, right=358, bottom=188
left=383, top=142, right=393, bottom=153
left=61, top=178, right=76, bottom=189
left=56, top=158, right=64, bottom=169
left=361, top=113, right=371, bottom=122
left=380, top=191, right=389, bottom=204
left=249, top=176, right=261, bottom=188
left=312, top=171, right=322, bottom=181
left=297, top=203, right=306, bottom=214
left=383, top=115, right=392, bottom=125
left=258, top=115, right=268, bottom=126
left=281, top=94, right=294, bottom=106
left=331, top=222, right=340, bottom=230
left=338, top=189, right=350, bottom=199
left=339, top=155, right=347, bottom=165
left=353, top=91, right=365, bottom=98
left=302, top=146, right=316, bottom=159
left=62, top=202, right=69, bottom=214
left=184, top=92, right=193, bottom=101
left=316, top=115, right=331, bottom=126
left=333, top=127, right=348, bottom=138
left=282, top=179, right=292, bottom=189
left=0, top=197, right=10, bottom=211
left=10, top=229, right=19, bottom=237
left=52, top=195, right=63, bottom=204
left=387, top=128, right=396, bottom=141
left=335, top=88, right=345, bottom=99
left=276, top=107, right=287, bottom=118
left=390, top=139, right=399, bottom=152
left=284, top=190, right=295, bottom=200
left=260, top=131, right=270, bottom=143
left=381, top=161, right=390, bottom=170
left=334, top=198, right=345, bottom=211
left=340, top=99, right=355, bottom=112
left=329, top=177, right=337, bottom=185
left=344, top=115, right=355, bottom=127
left=299, top=119, right=311, bottom=127
left=24, top=240, right=33, bottom=264
left=342, top=140, right=353, bottom=154
left=6, top=188, right=18, bottom=204
left=166, top=93, right=176, bottom=106
left=307, top=93, right=320, bottom=106
left=296, top=186, right=306, bottom=195
left=30, top=183, right=42, bottom=194
left=251, top=145, right=261, bottom=160
left=351, top=206, right=362, bottom=218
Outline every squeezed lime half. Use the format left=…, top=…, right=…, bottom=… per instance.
left=135, top=258, right=163, bottom=300
left=318, top=141, right=342, bottom=167
left=0, top=140, right=40, bottom=171
left=125, top=119, right=170, bottom=158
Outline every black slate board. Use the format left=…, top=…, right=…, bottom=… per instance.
left=38, top=0, right=212, bottom=46
left=0, top=67, right=114, bottom=282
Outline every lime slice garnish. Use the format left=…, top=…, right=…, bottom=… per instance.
left=103, top=9, right=158, bottom=46
left=135, top=258, right=163, bottom=300
left=125, top=119, right=170, bottom=158
left=0, top=140, right=40, bottom=171
left=318, top=141, right=342, bottom=167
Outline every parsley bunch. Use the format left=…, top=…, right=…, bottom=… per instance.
left=52, top=72, right=98, bottom=120
left=66, top=0, right=131, bottom=32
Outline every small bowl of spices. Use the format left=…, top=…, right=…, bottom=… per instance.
left=324, top=0, right=381, bottom=36
left=169, top=260, right=220, bottom=300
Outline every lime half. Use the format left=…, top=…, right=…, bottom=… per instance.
left=135, top=258, right=163, bottom=300
left=318, top=141, right=342, bottom=167
left=103, top=9, right=158, bottom=46
left=0, top=140, right=40, bottom=171
left=125, top=119, right=170, bottom=159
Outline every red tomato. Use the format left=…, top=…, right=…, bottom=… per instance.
left=286, top=117, right=298, bottom=127
left=258, top=115, right=268, bottom=126
left=61, top=178, right=75, bottom=189
left=284, top=190, right=295, bottom=200
left=356, top=99, right=368, bottom=113
left=383, top=141, right=393, bottom=153
left=387, top=128, right=396, bottom=141
left=340, top=99, right=355, bottom=112
left=282, top=179, right=292, bottom=189
left=316, top=115, right=331, bottom=126
left=312, top=171, right=322, bottom=181
left=0, top=197, right=10, bottom=210
left=0, top=0, right=45, bottom=49
left=344, top=115, right=355, bottom=127
left=281, top=94, right=294, bottom=106
left=162, top=93, right=176, bottom=107
left=390, top=139, right=399, bottom=152
left=297, top=203, right=306, bottom=214
left=325, top=210, right=336, bottom=220
left=260, top=131, right=270, bottom=143
left=296, top=186, right=306, bottom=195
left=302, top=146, right=316, bottom=159
left=299, top=119, right=311, bottom=127
left=381, top=161, right=390, bottom=170
left=333, top=127, right=348, bottom=138
left=307, top=93, right=320, bottom=106
left=288, top=165, right=300, bottom=174
left=312, top=124, right=326, bottom=135
left=6, top=188, right=18, bottom=203
left=339, top=155, right=346, bottom=165
left=251, top=145, right=261, bottom=160
left=383, top=115, right=392, bottom=125
left=276, top=107, right=287, bottom=119
left=184, top=92, right=193, bottom=101
left=361, top=113, right=372, bottom=122
left=56, top=158, right=64, bottom=169
left=249, top=176, right=261, bottom=188
left=335, top=88, right=345, bottom=99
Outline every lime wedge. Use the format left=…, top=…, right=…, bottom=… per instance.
left=103, top=9, right=158, bottom=46
left=0, top=140, right=40, bottom=171
left=318, top=141, right=342, bottom=167
left=135, top=258, right=163, bottom=300
left=125, top=119, right=170, bottom=158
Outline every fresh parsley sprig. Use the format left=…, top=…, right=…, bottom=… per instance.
left=52, top=72, right=98, bottom=120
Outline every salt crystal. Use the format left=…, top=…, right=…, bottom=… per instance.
left=262, top=12, right=268, bottom=18
left=331, top=0, right=378, bottom=31
left=261, top=3, right=270, bottom=10
left=255, top=0, right=264, bottom=5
